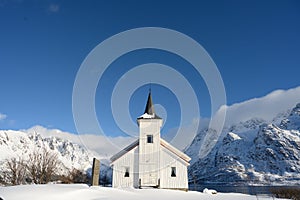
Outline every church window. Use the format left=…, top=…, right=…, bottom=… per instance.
left=147, top=135, right=153, bottom=143
left=171, top=167, right=176, bottom=177
left=124, top=167, right=130, bottom=177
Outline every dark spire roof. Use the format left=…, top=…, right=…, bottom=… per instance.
left=138, top=91, right=161, bottom=119
left=144, top=91, right=155, bottom=115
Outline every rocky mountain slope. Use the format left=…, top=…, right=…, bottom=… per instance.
left=0, top=130, right=111, bottom=185
left=187, top=103, right=300, bottom=185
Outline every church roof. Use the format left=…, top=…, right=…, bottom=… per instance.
left=110, top=138, right=191, bottom=165
left=137, top=91, right=161, bottom=119
left=160, top=138, right=191, bottom=165
left=144, top=91, right=155, bottom=115
left=110, top=139, right=139, bottom=163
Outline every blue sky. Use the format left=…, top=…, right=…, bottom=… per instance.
left=0, top=0, right=300, bottom=137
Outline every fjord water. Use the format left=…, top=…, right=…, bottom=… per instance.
left=190, top=184, right=300, bottom=195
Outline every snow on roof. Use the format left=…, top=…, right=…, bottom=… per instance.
left=138, top=113, right=155, bottom=119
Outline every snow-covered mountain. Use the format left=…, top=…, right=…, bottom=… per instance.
left=0, top=130, right=91, bottom=171
left=280, top=103, right=300, bottom=131
left=0, top=130, right=112, bottom=185
left=187, top=103, right=300, bottom=185
left=1, top=103, right=300, bottom=186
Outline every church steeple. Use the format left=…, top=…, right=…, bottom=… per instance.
left=144, top=91, right=155, bottom=115
left=138, top=91, right=161, bottom=119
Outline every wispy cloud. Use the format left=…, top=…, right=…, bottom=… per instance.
left=0, top=113, right=7, bottom=121
left=48, top=3, right=60, bottom=13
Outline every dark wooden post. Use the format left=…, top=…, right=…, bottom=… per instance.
left=91, top=158, right=100, bottom=186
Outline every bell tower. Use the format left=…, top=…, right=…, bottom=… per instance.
left=137, top=91, right=163, bottom=187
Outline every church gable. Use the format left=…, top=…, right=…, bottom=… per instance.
left=160, top=139, right=191, bottom=165
left=110, top=139, right=139, bottom=164
left=111, top=144, right=140, bottom=188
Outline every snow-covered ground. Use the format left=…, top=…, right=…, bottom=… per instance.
left=0, top=184, right=287, bottom=200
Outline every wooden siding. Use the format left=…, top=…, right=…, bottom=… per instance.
left=159, top=146, right=189, bottom=189
left=112, top=146, right=139, bottom=188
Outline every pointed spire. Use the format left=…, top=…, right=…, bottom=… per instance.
left=144, top=91, right=155, bottom=115
left=137, top=90, right=161, bottom=120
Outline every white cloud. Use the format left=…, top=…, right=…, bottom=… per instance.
left=48, top=3, right=60, bottom=13
left=219, top=86, right=300, bottom=126
left=0, top=113, right=7, bottom=121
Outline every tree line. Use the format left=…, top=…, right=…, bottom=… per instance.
left=0, top=147, right=89, bottom=185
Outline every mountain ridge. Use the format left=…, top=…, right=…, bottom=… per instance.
left=0, top=130, right=112, bottom=185
left=1, top=103, right=300, bottom=185
left=186, top=103, right=300, bottom=185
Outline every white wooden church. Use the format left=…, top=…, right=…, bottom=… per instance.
left=110, top=92, right=191, bottom=190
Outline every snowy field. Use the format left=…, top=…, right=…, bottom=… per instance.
left=0, top=184, right=288, bottom=200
